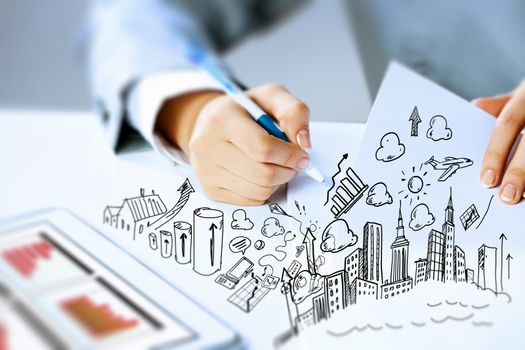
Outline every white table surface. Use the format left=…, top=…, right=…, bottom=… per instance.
left=0, top=109, right=365, bottom=349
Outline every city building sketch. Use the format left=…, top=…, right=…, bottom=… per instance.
left=100, top=88, right=521, bottom=348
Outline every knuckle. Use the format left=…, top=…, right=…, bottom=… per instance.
left=484, top=148, right=506, bottom=164
left=253, top=135, right=273, bottom=161
left=506, top=167, right=525, bottom=180
left=278, top=100, right=310, bottom=122
left=497, top=112, right=521, bottom=129
left=262, top=83, right=284, bottom=94
left=205, top=110, right=224, bottom=126
left=259, top=164, right=277, bottom=183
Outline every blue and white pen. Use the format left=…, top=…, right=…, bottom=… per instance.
left=189, top=48, right=324, bottom=183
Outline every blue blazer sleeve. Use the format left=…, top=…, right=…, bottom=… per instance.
left=83, top=0, right=303, bottom=151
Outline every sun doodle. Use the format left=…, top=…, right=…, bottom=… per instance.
left=399, top=163, right=431, bottom=205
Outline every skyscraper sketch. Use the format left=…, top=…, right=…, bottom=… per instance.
left=390, top=203, right=410, bottom=283
left=443, top=189, right=455, bottom=282
left=381, top=202, right=413, bottom=299
left=425, top=230, right=445, bottom=281
left=363, top=222, right=383, bottom=285
left=478, top=245, right=498, bottom=292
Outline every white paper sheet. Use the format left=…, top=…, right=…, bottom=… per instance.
left=285, top=63, right=524, bottom=349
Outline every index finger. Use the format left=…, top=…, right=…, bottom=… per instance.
left=481, top=81, right=525, bottom=188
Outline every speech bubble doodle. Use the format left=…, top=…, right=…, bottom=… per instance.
left=229, top=236, right=252, bottom=255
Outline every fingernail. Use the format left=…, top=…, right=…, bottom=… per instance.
left=296, top=129, right=312, bottom=150
left=481, top=169, right=495, bottom=188
left=297, top=157, right=310, bottom=170
left=501, top=183, right=517, bottom=203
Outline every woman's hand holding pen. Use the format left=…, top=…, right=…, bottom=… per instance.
left=156, top=84, right=311, bottom=205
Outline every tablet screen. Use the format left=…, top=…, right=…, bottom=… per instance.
left=0, top=221, right=194, bottom=349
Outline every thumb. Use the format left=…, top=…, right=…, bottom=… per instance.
left=248, top=84, right=311, bottom=150
left=473, top=94, right=512, bottom=117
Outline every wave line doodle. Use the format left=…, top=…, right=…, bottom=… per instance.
left=430, top=313, right=474, bottom=324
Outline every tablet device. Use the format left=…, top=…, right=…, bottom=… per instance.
left=0, top=209, right=241, bottom=349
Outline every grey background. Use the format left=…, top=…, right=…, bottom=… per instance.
left=0, top=0, right=370, bottom=122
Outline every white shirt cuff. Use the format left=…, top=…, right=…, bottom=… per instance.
left=127, top=68, right=222, bottom=165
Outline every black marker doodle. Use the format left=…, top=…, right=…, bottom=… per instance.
left=148, top=232, right=158, bottom=250
left=231, top=209, right=254, bottom=230
left=426, top=115, right=452, bottom=141
left=258, top=231, right=296, bottom=277
left=275, top=189, right=516, bottom=340
left=303, top=228, right=317, bottom=274
left=254, top=239, right=265, bottom=250
left=325, top=153, right=348, bottom=206
left=103, top=189, right=168, bottom=240
left=291, top=270, right=324, bottom=304
left=160, top=230, right=173, bottom=258
left=261, top=217, right=285, bottom=238
left=459, top=204, right=480, bottom=230
left=325, top=165, right=368, bottom=218
left=499, top=233, right=507, bottom=291
left=228, top=275, right=269, bottom=313
left=262, top=274, right=280, bottom=290
left=409, top=106, right=421, bottom=137
left=366, top=182, right=393, bottom=207
left=229, top=236, right=252, bottom=255
left=149, top=179, right=195, bottom=230
left=174, top=221, right=192, bottom=264
left=424, top=156, right=473, bottom=181
left=506, top=254, right=513, bottom=279
left=269, top=203, right=289, bottom=217
left=408, top=203, right=435, bottom=231
left=476, top=195, right=494, bottom=229
left=287, top=260, right=302, bottom=278
left=193, top=207, right=224, bottom=276
left=215, top=257, right=254, bottom=290
left=315, top=255, right=326, bottom=270
left=294, top=200, right=307, bottom=216
left=477, top=244, right=499, bottom=292
left=399, top=164, right=431, bottom=205
left=320, top=219, right=358, bottom=254
left=375, top=132, right=405, bottom=162
left=295, top=244, right=305, bottom=258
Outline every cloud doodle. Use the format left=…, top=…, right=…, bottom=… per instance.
left=375, top=132, right=405, bottom=162
left=320, top=219, right=358, bottom=253
left=409, top=203, right=435, bottom=231
left=426, top=115, right=452, bottom=141
left=261, top=217, right=285, bottom=238
left=231, top=209, right=254, bottom=230
left=366, top=182, right=393, bottom=207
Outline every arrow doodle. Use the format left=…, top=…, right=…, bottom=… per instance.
left=506, top=254, right=513, bottom=279
left=150, top=179, right=195, bottom=229
left=210, top=223, right=217, bottom=266
left=499, top=233, right=507, bottom=291
left=409, top=105, right=422, bottom=137
left=164, top=239, right=170, bottom=255
left=180, top=233, right=187, bottom=257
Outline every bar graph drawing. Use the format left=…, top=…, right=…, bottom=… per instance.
left=326, top=166, right=368, bottom=218
left=61, top=295, right=139, bottom=337
left=1, top=237, right=87, bottom=285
